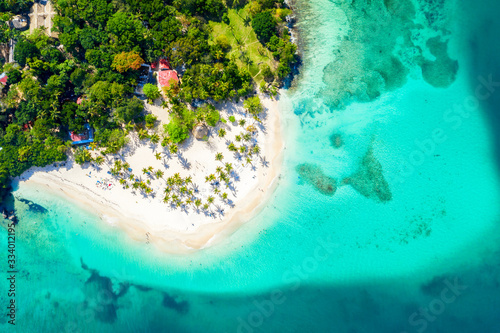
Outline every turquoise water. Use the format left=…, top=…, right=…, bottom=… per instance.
left=2, top=0, right=500, bottom=332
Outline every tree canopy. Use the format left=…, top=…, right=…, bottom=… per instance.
left=252, top=11, right=276, bottom=43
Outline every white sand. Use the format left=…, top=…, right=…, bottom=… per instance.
left=16, top=95, right=283, bottom=253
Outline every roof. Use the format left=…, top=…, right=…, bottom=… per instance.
left=70, top=124, right=94, bottom=145
left=0, top=73, right=7, bottom=86
left=159, top=70, right=179, bottom=88
left=159, top=58, right=171, bottom=70
left=193, top=124, right=208, bottom=139
left=11, top=15, right=28, bottom=30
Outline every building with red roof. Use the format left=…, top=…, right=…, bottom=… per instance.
left=159, top=70, right=179, bottom=88
left=159, top=58, right=171, bottom=70
left=0, top=73, right=8, bottom=86
left=70, top=124, right=94, bottom=145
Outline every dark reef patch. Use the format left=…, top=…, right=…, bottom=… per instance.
left=162, top=293, right=189, bottom=314
left=297, top=164, right=337, bottom=196
left=330, top=133, right=344, bottom=148
left=80, top=259, right=129, bottom=323
left=17, top=197, right=48, bottom=214
left=420, top=37, right=459, bottom=88
left=343, top=148, right=392, bottom=202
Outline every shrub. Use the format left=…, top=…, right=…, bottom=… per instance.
left=251, top=11, right=276, bottom=44
left=143, top=83, right=161, bottom=102
left=165, top=118, right=190, bottom=143
left=145, top=114, right=157, bottom=129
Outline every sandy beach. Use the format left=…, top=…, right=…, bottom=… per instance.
left=14, top=95, right=283, bottom=254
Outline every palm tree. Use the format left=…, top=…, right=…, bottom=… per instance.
left=215, top=152, right=224, bottom=161
left=218, top=128, right=226, bottom=137
left=142, top=167, right=148, bottom=175
left=207, top=196, right=215, bottom=204
left=164, top=187, right=172, bottom=194
left=239, top=146, right=247, bottom=154
left=129, top=174, right=135, bottom=181
left=148, top=166, right=154, bottom=173
left=123, top=162, right=130, bottom=170
left=213, top=188, right=220, bottom=195
left=163, top=195, right=170, bottom=204
left=173, top=173, right=182, bottom=184
left=222, top=192, right=228, bottom=200
left=185, top=176, right=192, bottom=185
left=243, top=133, right=251, bottom=141
left=169, top=144, right=178, bottom=154
left=218, top=172, right=227, bottom=181
left=252, top=145, right=260, bottom=155
left=239, top=119, right=246, bottom=127
left=94, top=156, right=105, bottom=166
left=203, top=203, right=209, bottom=210
left=150, top=133, right=160, bottom=144
left=185, top=198, right=193, bottom=206
left=235, top=135, right=242, bottom=142
left=125, top=121, right=134, bottom=134
left=224, top=162, right=233, bottom=173
left=215, top=49, right=224, bottom=60
left=138, top=129, right=149, bottom=140
left=216, top=166, right=223, bottom=174
left=246, top=157, right=252, bottom=165
left=89, top=142, right=98, bottom=151
left=228, top=143, right=237, bottom=152
left=195, top=199, right=202, bottom=208
left=155, top=152, right=161, bottom=160
left=155, top=170, right=164, bottom=178
left=114, top=160, right=123, bottom=169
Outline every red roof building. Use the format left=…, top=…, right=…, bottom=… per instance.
left=70, top=132, right=87, bottom=141
left=159, top=70, right=179, bottom=88
left=159, top=58, right=171, bottom=70
left=0, top=73, right=8, bottom=86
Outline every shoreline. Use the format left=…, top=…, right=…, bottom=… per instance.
left=14, top=95, right=284, bottom=254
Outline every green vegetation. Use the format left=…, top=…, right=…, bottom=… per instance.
left=0, top=0, right=297, bottom=202
left=143, top=84, right=161, bottom=103
left=244, top=96, right=263, bottom=116
left=252, top=11, right=276, bottom=43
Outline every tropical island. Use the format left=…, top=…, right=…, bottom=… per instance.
left=0, top=0, right=298, bottom=251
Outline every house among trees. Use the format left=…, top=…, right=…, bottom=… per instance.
left=156, top=58, right=179, bottom=89
left=70, top=123, right=94, bottom=145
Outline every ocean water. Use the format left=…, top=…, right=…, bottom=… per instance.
left=2, top=0, right=500, bottom=332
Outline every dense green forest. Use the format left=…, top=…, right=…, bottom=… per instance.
left=0, top=0, right=297, bottom=203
